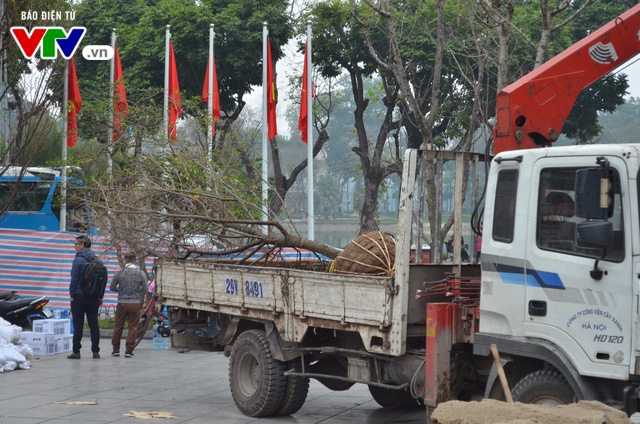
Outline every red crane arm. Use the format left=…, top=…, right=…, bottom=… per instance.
left=493, top=4, right=640, bottom=155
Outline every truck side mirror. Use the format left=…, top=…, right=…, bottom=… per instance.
left=575, top=158, right=615, bottom=281
left=575, top=168, right=613, bottom=220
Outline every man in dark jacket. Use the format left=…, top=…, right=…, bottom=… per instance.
left=110, top=252, right=147, bottom=358
left=68, top=235, right=103, bottom=359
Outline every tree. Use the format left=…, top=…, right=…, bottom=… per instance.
left=351, top=0, right=632, bottom=258
left=1, top=0, right=72, bottom=165
left=79, top=147, right=341, bottom=263
left=267, top=73, right=332, bottom=222
left=311, top=0, right=406, bottom=234
left=1, top=0, right=74, bottom=215
left=352, top=0, right=490, bottom=260
left=73, top=0, right=293, bottom=150
left=477, top=0, right=630, bottom=140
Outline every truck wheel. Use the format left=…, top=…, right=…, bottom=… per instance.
left=369, top=385, right=418, bottom=408
left=274, top=374, right=310, bottom=416
left=317, top=378, right=355, bottom=391
left=511, top=369, right=576, bottom=406
left=229, top=330, right=286, bottom=417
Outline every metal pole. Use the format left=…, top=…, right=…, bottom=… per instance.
left=261, top=23, right=269, bottom=234
left=434, top=155, right=442, bottom=263
left=472, top=154, right=479, bottom=263
left=0, top=0, right=7, bottom=166
left=306, top=23, right=314, bottom=241
left=108, top=28, right=115, bottom=177
left=163, top=25, right=170, bottom=140
left=416, top=151, right=426, bottom=263
left=60, top=63, right=69, bottom=232
left=453, top=153, right=464, bottom=276
left=0, top=0, right=4, bottom=164
left=208, top=24, right=214, bottom=163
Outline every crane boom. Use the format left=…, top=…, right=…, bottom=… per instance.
left=494, top=4, right=640, bottom=154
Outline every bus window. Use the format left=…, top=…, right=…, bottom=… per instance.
left=0, top=181, right=53, bottom=212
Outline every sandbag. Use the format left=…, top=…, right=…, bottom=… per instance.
left=0, top=322, right=21, bottom=344
left=17, top=344, right=34, bottom=359
left=0, top=344, right=26, bottom=364
left=332, top=232, right=396, bottom=277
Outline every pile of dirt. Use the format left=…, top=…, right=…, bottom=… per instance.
left=430, top=399, right=631, bottom=424
left=331, top=232, right=395, bottom=277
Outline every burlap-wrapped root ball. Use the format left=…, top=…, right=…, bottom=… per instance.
left=331, top=232, right=396, bottom=277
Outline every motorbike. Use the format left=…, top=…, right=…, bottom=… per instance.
left=0, top=291, right=52, bottom=329
left=0, top=290, right=18, bottom=301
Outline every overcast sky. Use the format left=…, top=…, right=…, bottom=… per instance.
left=620, top=53, right=640, bottom=99
left=255, top=50, right=640, bottom=140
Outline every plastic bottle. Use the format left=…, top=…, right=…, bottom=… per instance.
left=152, top=322, right=162, bottom=349
left=152, top=322, right=170, bottom=349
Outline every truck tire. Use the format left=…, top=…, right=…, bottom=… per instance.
left=369, top=385, right=418, bottom=408
left=229, top=330, right=286, bottom=417
left=511, top=369, right=576, bottom=406
left=274, top=374, right=310, bottom=416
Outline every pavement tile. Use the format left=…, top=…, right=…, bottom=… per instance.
left=0, top=338, right=427, bottom=424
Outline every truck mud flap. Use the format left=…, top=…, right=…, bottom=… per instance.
left=172, top=332, right=222, bottom=352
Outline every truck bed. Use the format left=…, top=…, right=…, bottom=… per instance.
left=157, top=260, right=396, bottom=354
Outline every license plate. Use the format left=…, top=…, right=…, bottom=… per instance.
left=42, top=308, right=52, bottom=318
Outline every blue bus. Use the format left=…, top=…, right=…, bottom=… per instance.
left=0, top=167, right=116, bottom=310
left=0, top=167, right=89, bottom=232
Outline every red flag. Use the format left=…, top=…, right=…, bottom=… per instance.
left=298, top=40, right=313, bottom=144
left=67, top=58, right=82, bottom=147
left=266, top=38, right=277, bottom=140
left=113, top=43, right=128, bottom=142
left=202, top=53, right=220, bottom=137
left=168, top=41, right=182, bottom=141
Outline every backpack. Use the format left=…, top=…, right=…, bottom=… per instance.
left=80, top=257, right=108, bottom=297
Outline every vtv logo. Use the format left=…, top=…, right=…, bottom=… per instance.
left=11, top=27, right=86, bottom=60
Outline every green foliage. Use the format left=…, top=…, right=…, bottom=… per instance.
left=15, top=117, right=62, bottom=166
left=564, top=74, right=628, bottom=143
left=312, top=0, right=377, bottom=79
left=73, top=0, right=292, bottom=112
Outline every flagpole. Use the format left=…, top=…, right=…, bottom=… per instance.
left=208, top=24, right=214, bottom=164
left=60, top=62, right=69, bottom=232
left=164, top=25, right=170, bottom=141
left=261, top=22, right=268, bottom=234
left=108, top=28, right=115, bottom=178
left=306, top=22, right=314, bottom=241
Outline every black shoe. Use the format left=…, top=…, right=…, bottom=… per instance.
left=93, top=352, right=100, bottom=359
left=67, top=352, right=81, bottom=359
left=124, top=351, right=133, bottom=358
left=112, top=350, right=120, bottom=357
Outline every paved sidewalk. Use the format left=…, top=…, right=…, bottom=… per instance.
left=0, top=339, right=426, bottom=423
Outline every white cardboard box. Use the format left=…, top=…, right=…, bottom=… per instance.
left=55, top=335, right=72, bottom=353
left=20, top=331, right=57, bottom=356
left=20, top=331, right=56, bottom=345
left=32, top=319, right=71, bottom=335
left=30, top=342, right=57, bottom=356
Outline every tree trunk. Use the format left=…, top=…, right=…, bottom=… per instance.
left=359, top=172, right=382, bottom=234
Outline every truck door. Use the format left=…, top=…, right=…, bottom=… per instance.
left=525, top=155, right=631, bottom=379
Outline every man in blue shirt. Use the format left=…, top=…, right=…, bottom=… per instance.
left=68, top=235, right=103, bottom=359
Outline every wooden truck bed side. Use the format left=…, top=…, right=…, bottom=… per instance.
left=157, top=260, right=397, bottom=354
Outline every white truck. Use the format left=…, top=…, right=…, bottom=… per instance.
left=156, top=4, right=640, bottom=420
left=157, top=142, right=639, bottom=418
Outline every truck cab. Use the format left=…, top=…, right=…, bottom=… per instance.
left=477, top=144, right=639, bottom=410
